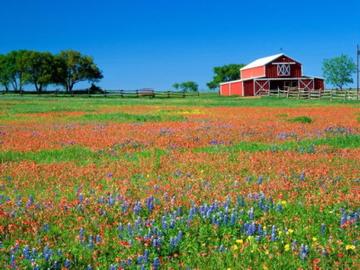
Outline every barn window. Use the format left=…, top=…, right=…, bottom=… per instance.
left=277, top=64, right=290, bottom=76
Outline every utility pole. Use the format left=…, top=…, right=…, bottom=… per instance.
left=357, top=44, right=359, bottom=100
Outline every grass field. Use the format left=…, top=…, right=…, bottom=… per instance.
left=0, top=94, right=359, bottom=269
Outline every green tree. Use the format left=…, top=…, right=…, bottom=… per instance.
left=322, top=54, right=356, bottom=90
left=26, top=51, right=55, bottom=92
left=0, top=54, right=11, bottom=92
left=173, top=82, right=180, bottom=91
left=55, top=50, right=103, bottom=92
left=7, top=50, right=32, bottom=91
left=173, top=81, right=199, bottom=92
left=207, top=64, right=245, bottom=90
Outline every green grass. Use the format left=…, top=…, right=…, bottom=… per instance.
left=0, top=146, right=105, bottom=164
left=289, top=116, right=313, bottom=124
left=195, top=134, right=360, bottom=154
left=0, top=94, right=359, bottom=116
left=77, top=112, right=186, bottom=123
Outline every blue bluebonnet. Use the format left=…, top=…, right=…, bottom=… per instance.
left=248, top=207, right=254, bottom=220
left=146, top=196, right=154, bottom=212
left=133, top=201, right=142, bottom=215
left=64, top=259, right=71, bottom=269
left=153, top=257, right=160, bottom=270
left=108, top=194, right=115, bottom=206
left=299, top=244, right=309, bottom=260
left=22, top=245, right=30, bottom=260
left=96, top=234, right=102, bottom=244
left=10, top=253, right=16, bottom=269
left=299, top=172, right=305, bottom=181
left=271, top=225, right=277, bottom=241
left=257, top=176, right=263, bottom=184
left=26, top=195, right=34, bottom=208
left=79, top=227, right=85, bottom=242
left=88, top=235, right=94, bottom=249
left=321, top=223, right=326, bottom=235
left=86, top=265, right=93, bottom=270
left=43, top=245, right=52, bottom=261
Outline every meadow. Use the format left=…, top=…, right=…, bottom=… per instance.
left=0, top=94, right=359, bottom=269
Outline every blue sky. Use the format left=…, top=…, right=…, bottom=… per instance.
left=1, top=0, right=359, bottom=90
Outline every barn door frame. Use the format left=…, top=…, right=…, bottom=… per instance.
left=255, top=79, right=270, bottom=96
left=298, top=79, right=314, bottom=90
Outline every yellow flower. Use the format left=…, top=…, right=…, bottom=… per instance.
left=247, top=236, right=254, bottom=241
left=231, top=245, right=238, bottom=251
left=236, top=239, right=244, bottom=244
left=265, top=249, right=269, bottom=255
left=281, top=200, right=287, bottom=206
left=278, top=230, right=283, bottom=236
left=312, top=237, right=318, bottom=242
left=288, top=229, right=294, bottom=234
left=345, top=245, right=356, bottom=251
left=284, top=244, right=290, bottom=251
left=262, top=265, right=269, bottom=270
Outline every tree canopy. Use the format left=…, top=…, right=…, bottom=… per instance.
left=322, top=54, right=356, bottom=90
left=207, top=64, right=245, bottom=90
left=56, top=50, right=103, bottom=92
left=0, top=50, right=103, bottom=92
left=173, top=81, right=199, bottom=92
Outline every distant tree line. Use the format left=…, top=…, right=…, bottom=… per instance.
left=0, top=50, right=103, bottom=93
left=173, top=81, right=199, bottom=92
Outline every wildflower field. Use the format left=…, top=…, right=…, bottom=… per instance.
left=0, top=95, right=359, bottom=269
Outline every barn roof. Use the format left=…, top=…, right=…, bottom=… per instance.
left=240, top=53, right=285, bottom=70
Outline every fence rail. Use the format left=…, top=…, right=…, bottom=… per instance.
left=267, top=88, right=359, bottom=101
left=0, top=89, right=200, bottom=98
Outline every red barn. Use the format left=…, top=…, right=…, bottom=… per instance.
left=219, top=53, right=324, bottom=96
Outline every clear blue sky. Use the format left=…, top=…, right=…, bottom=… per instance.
left=1, top=0, right=359, bottom=90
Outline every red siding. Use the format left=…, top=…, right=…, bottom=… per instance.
left=220, top=84, right=230, bottom=96
left=265, top=55, right=302, bottom=78
left=266, top=63, right=302, bottom=78
left=241, top=66, right=265, bottom=80
left=243, top=80, right=254, bottom=96
left=314, top=78, right=324, bottom=90
left=229, top=81, right=243, bottom=96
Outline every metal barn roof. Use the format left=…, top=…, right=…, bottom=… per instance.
left=240, top=53, right=285, bottom=70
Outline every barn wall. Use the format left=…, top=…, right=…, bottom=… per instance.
left=243, top=80, right=254, bottom=96
left=314, top=78, right=324, bottom=90
left=220, top=84, right=230, bottom=96
left=241, top=66, right=265, bottom=80
left=229, top=81, right=243, bottom=96
left=266, top=63, right=302, bottom=78
left=265, top=55, right=302, bottom=78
